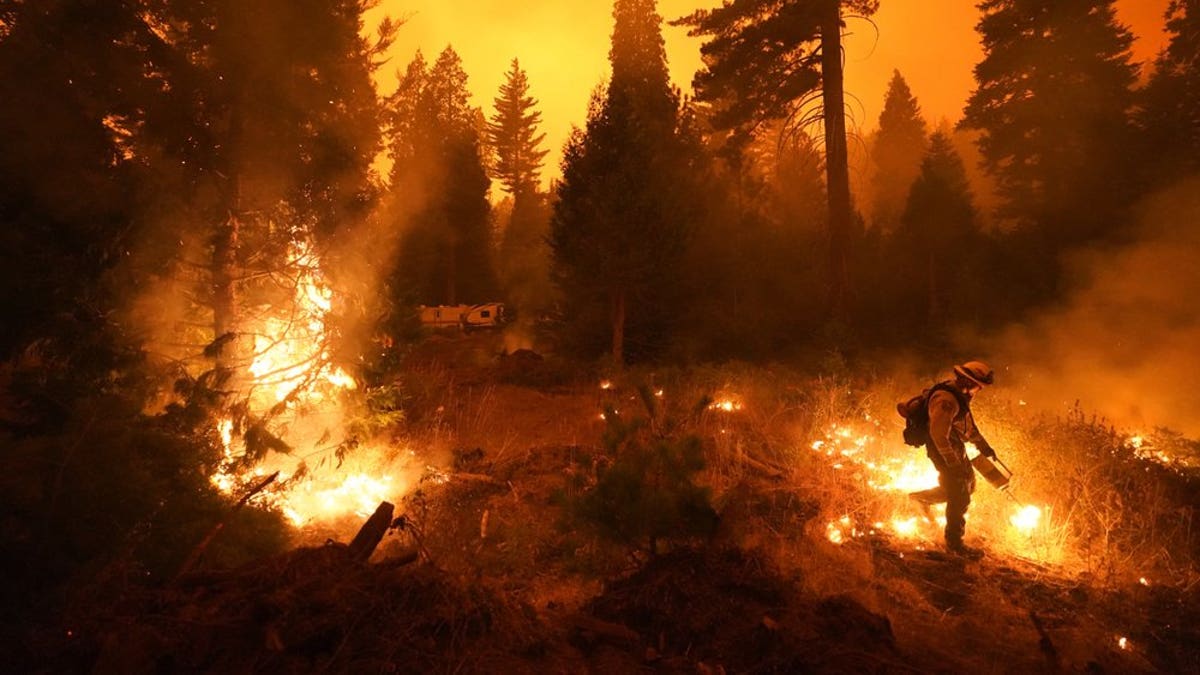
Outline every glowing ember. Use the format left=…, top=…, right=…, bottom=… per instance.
left=1139, top=577, right=1149, bottom=586
left=1010, top=505, right=1043, bottom=534
left=826, top=522, right=844, bottom=544
left=709, top=399, right=744, bottom=412
left=891, top=517, right=920, bottom=537
left=600, top=380, right=612, bottom=390
left=1118, top=636, right=1129, bottom=650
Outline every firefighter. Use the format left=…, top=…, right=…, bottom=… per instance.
left=919, top=360, right=997, bottom=559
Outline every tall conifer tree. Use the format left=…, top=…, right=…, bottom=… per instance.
left=386, top=47, right=496, bottom=306
left=892, top=131, right=982, bottom=331
left=1139, top=0, right=1200, bottom=185
left=550, top=0, right=697, bottom=364
left=0, top=0, right=165, bottom=356
left=961, top=0, right=1137, bottom=247
left=487, top=59, right=548, bottom=199
left=488, top=59, right=552, bottom=314
left=869, top=70, right=928, bottom=234
left=674, top=0, right=880, bottom=321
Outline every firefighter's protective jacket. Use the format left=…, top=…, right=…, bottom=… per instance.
left=928, top=388, right=989, bottom=468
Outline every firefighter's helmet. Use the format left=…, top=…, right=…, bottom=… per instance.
left=954, top=360, right=995, bottom=387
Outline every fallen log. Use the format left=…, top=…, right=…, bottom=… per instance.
left=347, top=501, right=394, bottom=563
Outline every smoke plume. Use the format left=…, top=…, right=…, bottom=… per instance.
left=984, top=177, right=1200, bottom=436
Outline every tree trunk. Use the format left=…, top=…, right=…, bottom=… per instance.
left=821, top=2, right=853, bottom=322
left=611, top=288, right=626, bottom=366
left=928, top=250, right=939, bottom=322
left=446, top=238, right=458, bottom=306
left=212, top=211, right=239, bottom=344
left=213, top=94, right=243, bottom=374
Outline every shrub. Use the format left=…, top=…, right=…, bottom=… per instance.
left=565, top=385, right=718, bottom=556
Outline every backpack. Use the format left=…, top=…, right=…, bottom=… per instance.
left=896, top=382, right=964, bottom=447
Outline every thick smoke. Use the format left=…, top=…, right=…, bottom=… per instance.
left=984, top=177, right=1200, bottom=436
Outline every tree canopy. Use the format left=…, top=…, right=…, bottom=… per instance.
left=487, top=58, right=549, bottom=199
left=869, top=70, right=928, bottom=234
left=961, top=0, right=1137, bottom=244
left=675, top=0, right=880, bottom=321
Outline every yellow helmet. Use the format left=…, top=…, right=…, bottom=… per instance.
left=953, top=360, right=994, bottom=387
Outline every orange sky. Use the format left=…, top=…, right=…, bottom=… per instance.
left=366, top=1, right=1171, bottom=182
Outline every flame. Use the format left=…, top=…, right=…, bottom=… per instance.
left=209, top=240, right=402, bottom=531
left=809, top=420, right=1057, bottom=560
left=281, top=473, right=398, bottom=526
left=1010, top=505, right=1042, bottom=534
left=243, top=241, right=356, bottom=407
left=891, top=517, right=920, bottom=538
left=879, top=459, right=941, bottom=493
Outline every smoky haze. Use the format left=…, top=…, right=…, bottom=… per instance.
left=981, top=177, right=1200, bottom=436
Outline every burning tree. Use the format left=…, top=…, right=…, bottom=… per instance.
left=122, top=1, right=411, bottom=532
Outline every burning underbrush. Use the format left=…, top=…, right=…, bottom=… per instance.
left=146, top=237, right=425, bottom=544
left=717, top=370, right=1200, bottom=588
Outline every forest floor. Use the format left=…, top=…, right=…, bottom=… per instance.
left=54, top=330, right=1200, bottom=673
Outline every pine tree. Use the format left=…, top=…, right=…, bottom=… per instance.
left=961, top=0, right=1137, bottom=247
left=869, top=70, right=928, bottom=234
left=890, top=131, right=983, bottom=333
left=386, top=47, right=497, bottom=306
left=487, top=59, right=549, bottom=198
left=1139, top=0, right=1200, bottom=186
left=487, top=59, right=552, bottom=315
left=550, top=0, right=697, bottom=364
left=674, top=0, right=880, bottom=321
left=0, top=0, right=168, bottom=356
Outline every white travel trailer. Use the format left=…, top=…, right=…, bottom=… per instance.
left=418, top=303, right=507, bottom=329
